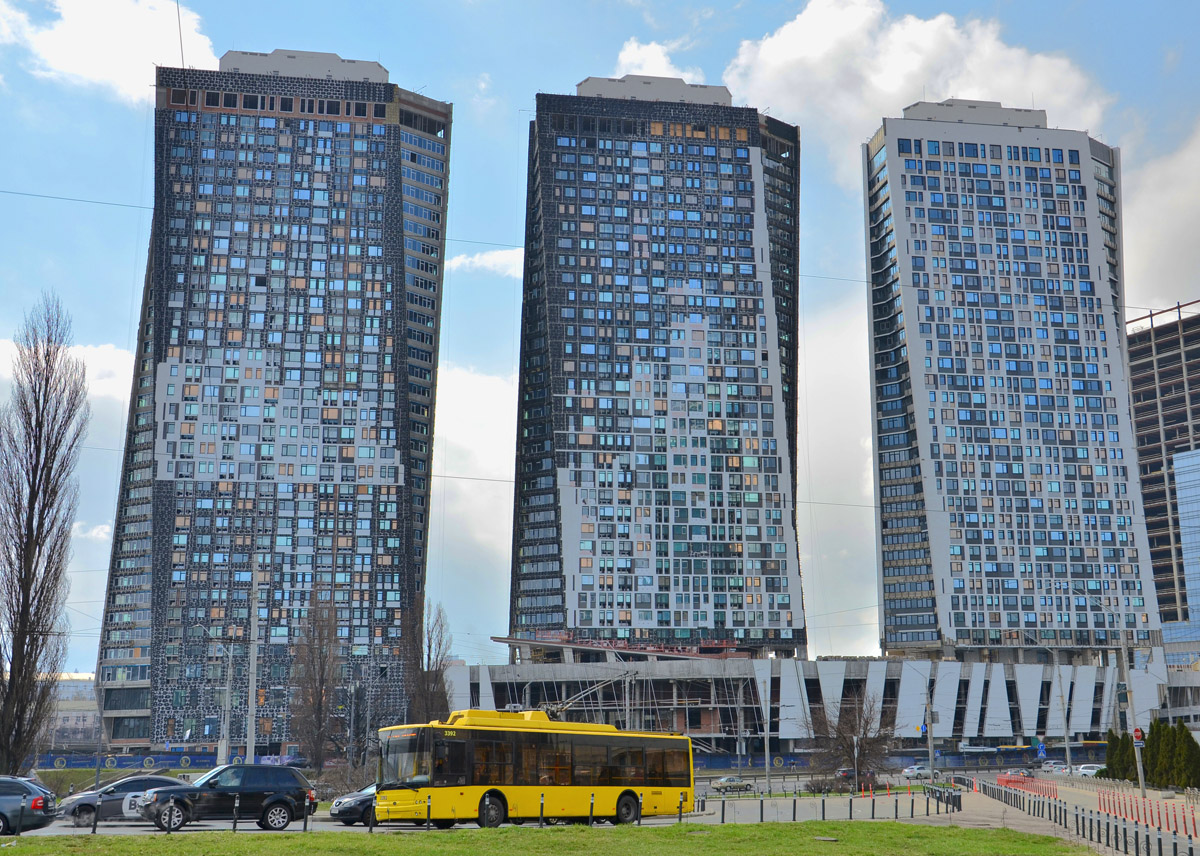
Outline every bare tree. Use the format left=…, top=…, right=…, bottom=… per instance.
left=406, top=600, right=452, bottom=724
left=290, top=590, right=342, bottom=773
left=0, top=295, right=88, bottom=774
left=803, top=690, right=891, bottom=792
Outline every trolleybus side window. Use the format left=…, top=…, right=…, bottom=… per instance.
left=611, top=746, right=645, bottom=785
left=472, top=738, right=514, bottom=785
left=433, top=737, right=468, bottom=786
left=572, top=738, right=610, bottom=787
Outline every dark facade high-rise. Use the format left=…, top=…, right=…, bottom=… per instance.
left=96, top=50, right=452, bottom=753
left=508, top=75, right=806, bottom=657
left=1127, top=302, right=1200, bottom=659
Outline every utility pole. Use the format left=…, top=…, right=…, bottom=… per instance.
left=364, top=639, right=373, bottom=767
left=1050, top=648, right=1072, bottom=772
left=760, top=671, right=771, bottom=796
left=924, top=679, right=936, bottom=778
left=218, top=633, right=233, bottom=766
left=246, top=586, right=259, bottom=762
left=1118, top=642, right=1148, bottom=797
left=1064, top=583, right=1147, bottom=798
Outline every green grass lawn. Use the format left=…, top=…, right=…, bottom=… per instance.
left=14, top=822, right=1088, bottom=856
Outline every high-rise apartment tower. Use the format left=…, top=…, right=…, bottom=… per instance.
left=1127, top=302, right=1200, bottom=661
left=97, top=50, right=451, bottom=752
left=863, top=99, right=1161, bottom=663
left=509, top=75, right=806, bottom=657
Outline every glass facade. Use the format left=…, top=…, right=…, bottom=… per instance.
left=97, top=52, right=452, bottom=750
left=863, top=100, right=1161, bottom=662
left=1166, top=448, right=1200, bottom=663
left=509, top=78, right=806, bottom=656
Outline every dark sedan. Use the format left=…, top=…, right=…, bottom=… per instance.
left=328, top=783, right=376, bottom=825
left=58, top=774, right=184, bottom=826
left=0, top=777, right=56, bottom=834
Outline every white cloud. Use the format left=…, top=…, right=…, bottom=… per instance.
left=472, top=71, right=497, bottom=112
left=1122, top=119, right=1200, bottom=313
left=71, top=521, right=112, bottom=541
left=613, top=37, right=705, bottom=84
left=446, top=247, right=524, bottom=280
left=723, top=0, right=1111, bottom=188
left=0, top=337, right=133, bottom=670
left=791, top=294, right=879, bottom=657
left=427, top=364, right=518, bottom=663
left=0, top=0, right=217, bottom=105
left=0, top=339, right=134, bottom=401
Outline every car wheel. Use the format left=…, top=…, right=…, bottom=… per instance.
left=477, top=793, right=506, bottom=828
left=0, top=814, right=8, bottom=836
left=73, top=806, right=95, bottom=828
left=360, top=806, right=376, bottom=826
left=262, top=803, right=292, bottom=831
left=160, top=804, right=188, bottom=832
left=615, top=793, right=639, bottom=824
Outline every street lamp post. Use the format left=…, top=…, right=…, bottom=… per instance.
left=195, top=624, right=234, bottom=765
left=1065, top=584, right=1148, bottom=798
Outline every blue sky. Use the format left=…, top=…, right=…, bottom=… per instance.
left=0, top=0, right=1197, bottom=670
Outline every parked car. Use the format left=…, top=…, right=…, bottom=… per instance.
left=711, top=776, right=753, bottom=793
left=328, top=783, right=376, bottom=826
left=0, top=776, right=56, bottom=834
left=1040, top=761, right=1059, bottom=772
left=58, top=774, right=184, bottom=826
left=902, top=765, right=932, bottom=780
left=138, top=764, right=316, bottom=831
left=835, top=768, right=877, bottom=784
left=1076, top=764, right=1102, bottom=777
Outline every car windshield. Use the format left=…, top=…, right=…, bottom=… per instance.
left=380, top=729, right=431, bottom=787
left=189, top=767, right=225, bottom=788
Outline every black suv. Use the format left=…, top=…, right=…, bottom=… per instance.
left=0, top=776, right=56, bottom=834
left=139, top=764, right=316, bottom=831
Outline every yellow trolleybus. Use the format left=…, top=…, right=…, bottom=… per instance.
left=375, top=709, right=693, bottom=827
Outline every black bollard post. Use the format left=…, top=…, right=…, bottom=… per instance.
left=426, top=795, right=431, bottom=831
left=911, top=797, right=914, bottom=818
left=590, top=793, right=595, bottom=826
left=302, top=793, right=309, bottom=832
left=16, top=794, right=25, bottom=837
left=849, top=796, right=853, bottom=821
left=233, top=792, right=240, bottom=832
left=637, top=793, right=643, bottom=826
left=793, top=798, right=797, bottom=822
left=926, top=796, right=930, bottom=817
left=166, top=796, right=175, bottom=835
left=679, top=793, right=684, bottom=825
left=93, top=791, right=102, bottom=834
left=759, top=797, right=764, bottom=823
left=872, top=798, right=876, bottom=820
left=484, top=793, right=491, bottom=829
left=539, top=793, right=544, bottom=828
left=821, top=798, right=825, bottom=821
left=721, top=798, right=726, bottom=824
left=369, top=795, right=376, bottom=834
